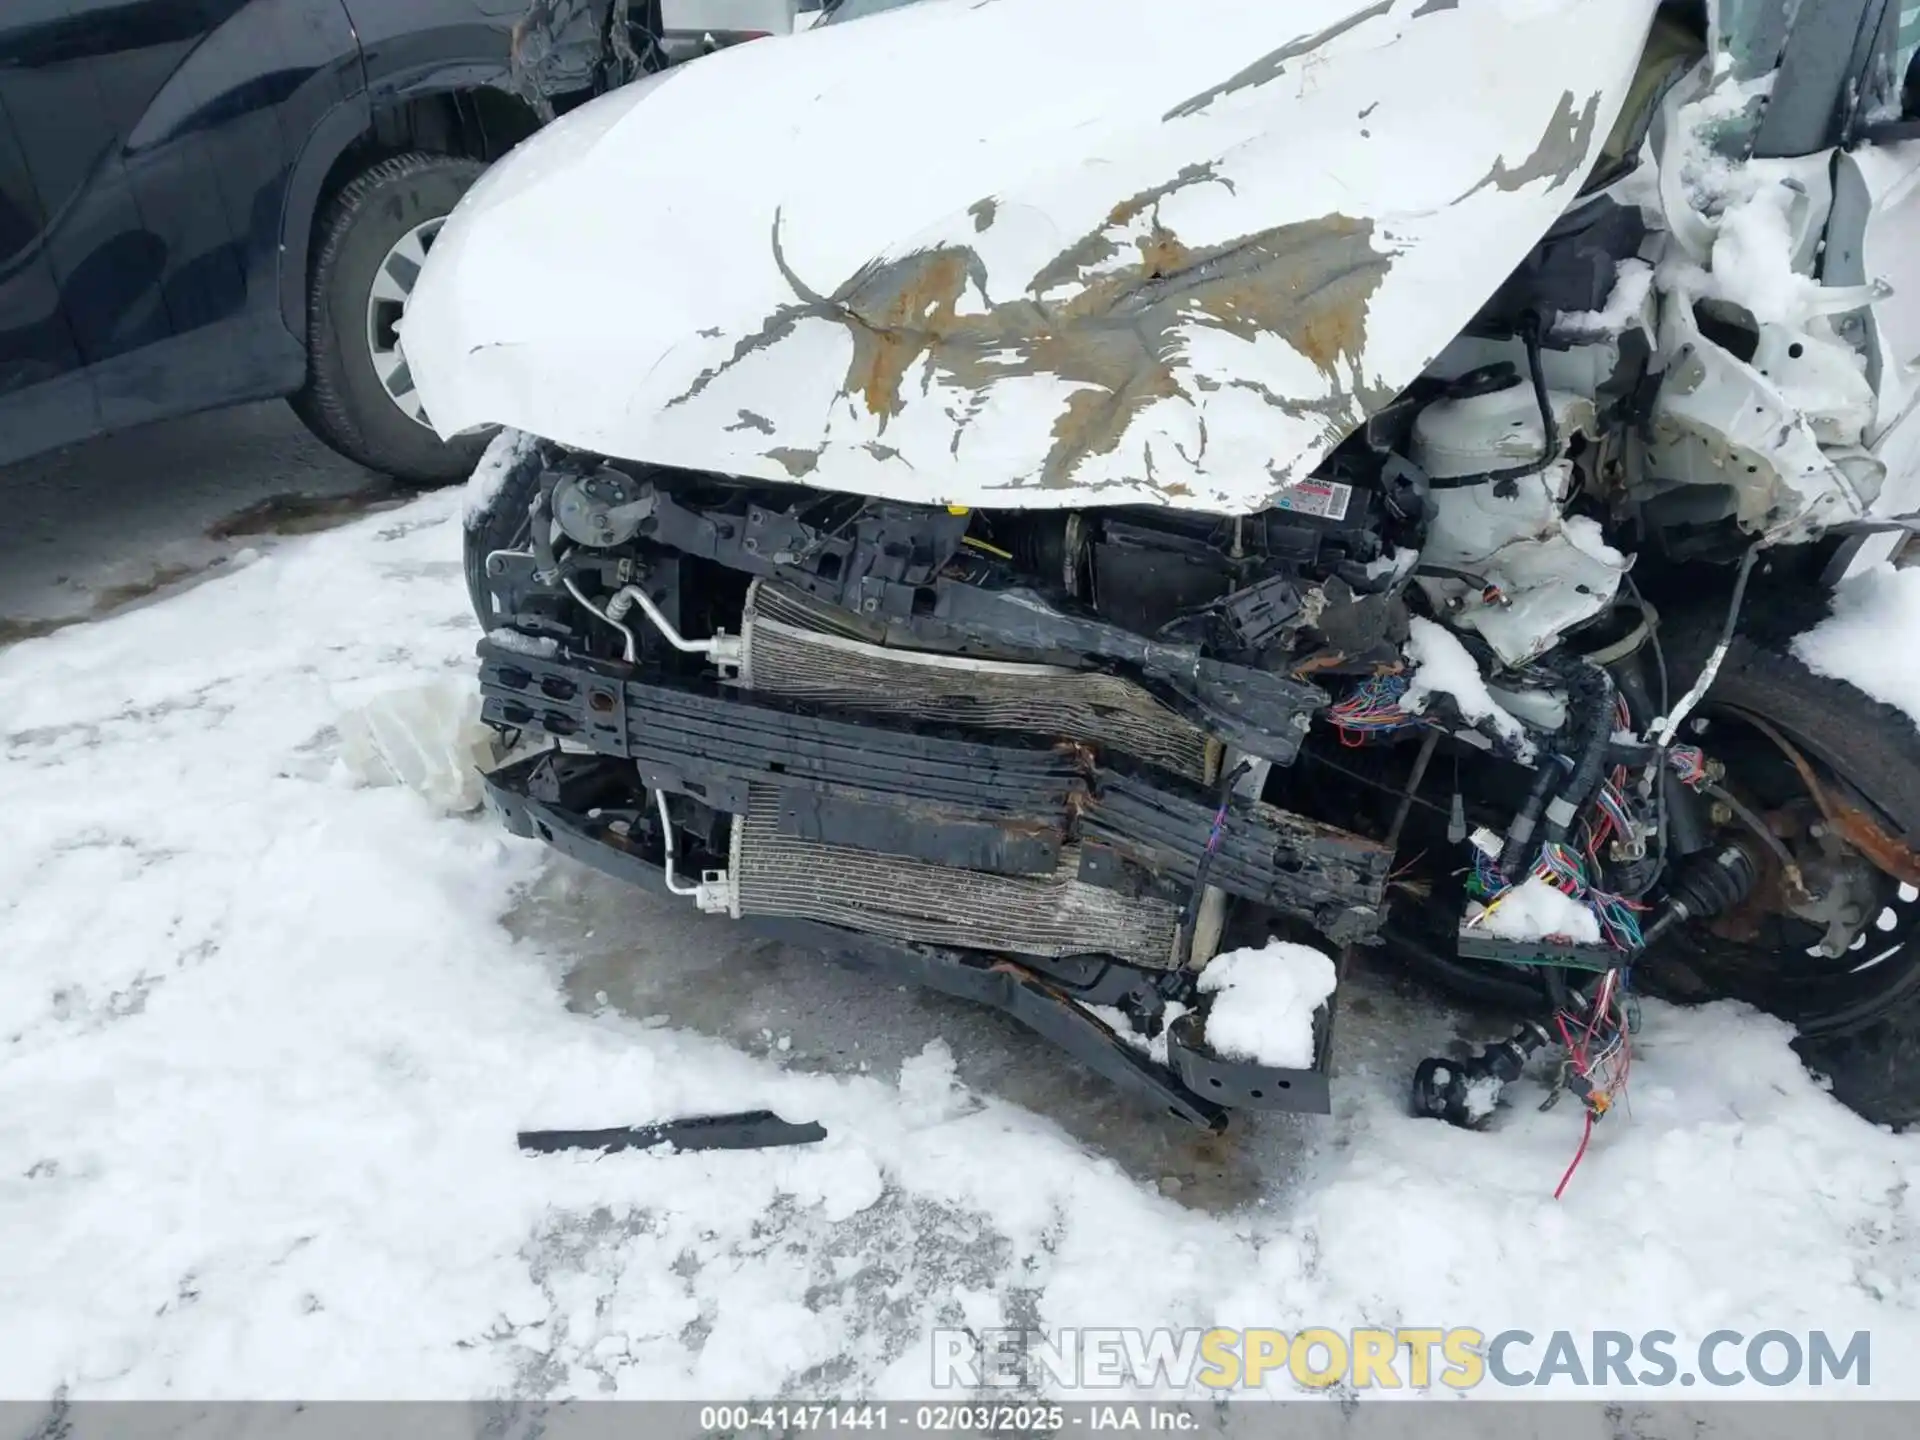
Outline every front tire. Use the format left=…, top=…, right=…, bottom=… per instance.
left=293, top=152, right=490, bottom=483
left=463, top=431, right=549, bottom=628
left=1657, top=622, right=1920, bottom=1128
left=1385, top=600, right=1920, bottom=1129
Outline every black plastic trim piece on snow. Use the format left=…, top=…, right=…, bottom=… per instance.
left=519, top=1112, right=827, bottom=1156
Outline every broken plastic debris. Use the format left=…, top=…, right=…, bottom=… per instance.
left=337, top=677, right=500, bottom=814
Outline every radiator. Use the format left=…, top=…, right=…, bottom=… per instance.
left=739, top=580, right=1216, bottom=782
left=731, top=788, right=1182, bottom=969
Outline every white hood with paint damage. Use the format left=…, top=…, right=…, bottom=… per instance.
left=405, top=0, right=1661, bottom=515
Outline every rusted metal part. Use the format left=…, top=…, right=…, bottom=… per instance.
left=1724, top=704, right=1920, bottom=888
left=1707, top=799, right=1879, bottom=957
left=1821, top=795, right=1920, bottom=888
left=672, top=196, right=1395, bottom=495
left=1702, top=781, right=1808, bottom=899
left=1706, top=804, right=1806, bottom=943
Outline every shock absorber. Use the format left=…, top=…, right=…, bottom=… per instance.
left=1640, top=837, right=1762, bottom=947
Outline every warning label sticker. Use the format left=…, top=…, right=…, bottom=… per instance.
left=1271, top=479, right=1353, bottom=521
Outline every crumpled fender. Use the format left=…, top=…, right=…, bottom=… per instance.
left=406, top=0, right=1660, bottom=515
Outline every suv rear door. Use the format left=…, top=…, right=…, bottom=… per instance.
left=0, top=2, right=366, bottom=465
left=0, top=2, right=110, bottom=462
left=0, top=3, right=248, bottom=445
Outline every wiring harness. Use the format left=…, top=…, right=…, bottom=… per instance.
left=1546, top=965, right=1634, bottom=1197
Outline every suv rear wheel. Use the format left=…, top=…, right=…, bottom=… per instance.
left=292, top=151, right=490, bottom=483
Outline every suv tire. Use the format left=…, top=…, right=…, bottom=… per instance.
left=292, top=152, right=489, bottom=482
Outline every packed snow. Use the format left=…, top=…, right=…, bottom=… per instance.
left=1794, top=563, right=1920, bottom=732
left=3, top=492, right=1920, bottom=1411
left=1697, top=185, right=1826, bottom=329
left=1195, top=943, right=1338, bottom=1071
left=1471, top=877, right=1605, bottom=945
left=1460, top=1072, right=1505, bottom=1125
left=486, top=627, right=562, bottom=659
left=1400, top=615, right=1537, bottom=760
left=1558, top=257, right=1656, bottom=339
left=1083, top=1002, right=1191, bottom=1068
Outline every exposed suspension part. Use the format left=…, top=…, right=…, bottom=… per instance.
left=1641, top=836, right=1763, bottom=946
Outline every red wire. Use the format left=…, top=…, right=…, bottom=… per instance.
left=1554, top=1112, right=1595, bottom=1200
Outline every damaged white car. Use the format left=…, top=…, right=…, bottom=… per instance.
left=406, top=0, right=1920, bottom=1140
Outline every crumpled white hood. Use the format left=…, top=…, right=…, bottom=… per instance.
left=406, top=0, right=1659, bottom=515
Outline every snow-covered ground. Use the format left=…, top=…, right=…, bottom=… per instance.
left=3, top=488, right=1920, bottom=1407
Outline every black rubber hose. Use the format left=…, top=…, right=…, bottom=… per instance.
left=1497, top=655, right=1615, bottom=876
left=1523, top=313, right=1559, bottom=464
left=1499, top=760, right=1563, bottom=877
left=1541, top=656, right=1617, bottom=846
left=1604, top=652, right=1658, bottom=734
left=1664, top=766, right=1713, bottom=857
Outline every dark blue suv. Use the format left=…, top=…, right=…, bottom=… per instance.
left=0, top=1, right=666, bottom=479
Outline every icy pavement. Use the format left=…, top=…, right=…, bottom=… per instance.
left=0, top=402, right=400, bottom=644
left=2, top=492, right=1919, bottom=1405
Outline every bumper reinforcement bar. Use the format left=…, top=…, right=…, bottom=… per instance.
left=483, top=749, right=1336, bottom=1128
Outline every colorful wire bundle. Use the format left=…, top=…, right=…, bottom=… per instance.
left=1532, top=841, right=1587, bottom=895
left=1330, top=673, right=1421, bottom=746
left=1468, top=848, right=1506, bottom=901
left=1666, top=745, right=1710, bottom=788
left=1552, top=966, right=1633, bottom=1199
left=1466, top=839, right=1645, bottom=949
left=1592, top=775, right=1635, bottom=843
left=1588, top=891, right=1646, bottom=949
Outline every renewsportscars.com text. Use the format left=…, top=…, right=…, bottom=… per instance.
left=932, top=1326, right=1872, bottom=1391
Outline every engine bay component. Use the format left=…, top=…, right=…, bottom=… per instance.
left=732, top=788, right=1183, bottom=970
left=441, top=0, right=1920, bottom=1144
left=477, top=640, right=1394, bottom=947
left=1410, top=372, right=1627, bottom=666
left=738, top=580, right=1218, bottom=783
left=552, top=465, right=659, bottom=549
left=1640, top=838, right=1763, bottom=947
left=483, top=748, right=1318, bottom=1131
left=1415, top=965, right=1637, bottom=1200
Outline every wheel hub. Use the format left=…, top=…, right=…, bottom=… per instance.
left=1678, top=708, right=1920, bottom=1019
left=365, top=217, right=444, bottom=430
